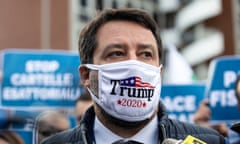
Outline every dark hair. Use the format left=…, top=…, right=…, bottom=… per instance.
left=35, top=110, right=69, bottom=139
left=78, top=8, right=162, bottom=64
left=0, top=130, right=24, bottom=144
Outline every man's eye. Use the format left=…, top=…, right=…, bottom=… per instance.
left=141, top=52, right=153, bottom=58
left=108, top=51, right=124, bottom=57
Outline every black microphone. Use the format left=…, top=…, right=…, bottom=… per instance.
left=230, top=121, right=240, bottom=134
left=162, top=135, right=206, bottom=144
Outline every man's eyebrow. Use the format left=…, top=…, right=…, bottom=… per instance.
left=102, top=44, right=125, bottom=52
left=105, top=43, right=155, bottom=49
left=98, top=44, right=126, bottom=58
left=138, top=44, right=156, bottom=51
left=102, top=43, right=156, bottom=54
left=105, top=43, right=126, bottom=49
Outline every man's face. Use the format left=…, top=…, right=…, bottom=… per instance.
left=93, top=21, right=159, bottom=65
left=80, top=21, right=160, bottom=89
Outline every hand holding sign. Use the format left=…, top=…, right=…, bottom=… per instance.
left=206, top=56, right=240, bottom=123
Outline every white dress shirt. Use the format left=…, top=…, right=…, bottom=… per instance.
left=94, top=115, right=159, bottom=144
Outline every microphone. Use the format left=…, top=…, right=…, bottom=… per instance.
left=162, top=135, right=206, bottom=144
left=230, top=121, right=240, bottom=134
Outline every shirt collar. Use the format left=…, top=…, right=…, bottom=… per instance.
left=94, top=115, right=159, bottom=144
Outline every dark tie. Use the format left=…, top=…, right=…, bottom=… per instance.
left=112, top=139, right=143, bottom=144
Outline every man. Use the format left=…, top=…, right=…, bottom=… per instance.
left=235, top=75, right=240, bottom=110
left=193, top=75, right=240, bottom=144
left=193, top=99, right=229, bottom=137
left=35, top=110, right=70, bottom=144
left=42, top=8, right=227, bottom=144
left=75, top=91, right=93, bottom=123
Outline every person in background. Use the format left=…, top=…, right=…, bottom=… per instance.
left=35, top=110, right=70, bottom=144
left=41, top=8, right=228, bottom=144
left=234, top=75, right=240, bottom=110
left=75, top=91, right=93, bottom=123
left=230, top=75, right=240, bottom=143
left=193, top=99, right=229, bottom=137
left=0, top=130, right=24, bottom=144
left=193, top=75, right=240, bottom=144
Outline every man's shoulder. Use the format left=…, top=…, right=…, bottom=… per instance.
left=41, top=126, right=83, bottom=144
left=163, top=118, right=226, bottom=143
left=169, top=119, right=218, bottom=133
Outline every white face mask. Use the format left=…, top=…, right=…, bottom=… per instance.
left=84, top=60, right=162, bottom=122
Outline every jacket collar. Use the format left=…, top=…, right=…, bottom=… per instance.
left=79, top=101, right=168, bottom=144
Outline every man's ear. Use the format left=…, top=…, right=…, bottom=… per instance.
left=79, top=65, right=90, bottom=87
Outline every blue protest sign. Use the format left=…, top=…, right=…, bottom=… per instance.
left=1, top=49, right=82, bottom=108
left=161, top=84, right=205, bottom=123
left=206, top=56, right=240, bottom=123
left=15, top=130, right=33, bottom=144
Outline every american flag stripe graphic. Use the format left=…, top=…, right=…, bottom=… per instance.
left=120, top=76, right=155, bottom=88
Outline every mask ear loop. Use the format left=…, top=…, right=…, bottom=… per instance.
left=83, top=64, right=102, bottom=103
left=160, top=64, right=163, bottom=69
left=159, top=64, right=163, bottom=75
left=84, top=64, right=100, bottom=70
left=86, top=87, right=99, bottom=100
